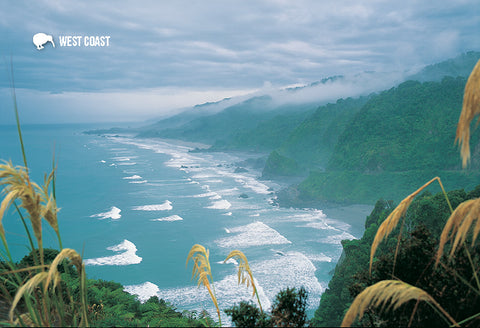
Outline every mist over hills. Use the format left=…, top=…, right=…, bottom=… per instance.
left=406, top=51, right=480, bottom=82
left=88, top=51, right=480, bottom=205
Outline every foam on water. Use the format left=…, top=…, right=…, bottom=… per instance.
left=141, top=274, right=270, bottom=327
left=192, top=173, right=216, bottom=179
left=129, top=180, right=148, bottom=184
left=151, top=215, right=183, bottom=222
left=84, top=239, right=142, bottom=266
left=138, top=252, right=322, bottom=326
left=221, top=258, right=238, bottom=265
left=105, top=136, right=353, bottom=322
left=124, top=282, right=160, bottom=302
left=206, top=199, right=232, bottom=210
left=204, top=179, right=223, bottom=183
left=319, top=231, right=356, bottom=244
left=123, top=175, right=142, bottom=180
left=251, top=251, right=324, bottom=311
left=299, top=221, right=338, bottom=230
left=234, top=177, right=271, bottom=195
left=113, top=156, right=136, bottom=161
left=192, top=191, right=218, bottom=198
left=217, top=187, right=239, bottom=196
left=305, top=253, right=333, bottom=262
left=216, top=222, right=291, bottom=248
left=90, top=206, right=121, bottom=220
left=132, top=200, right=172, bottom=211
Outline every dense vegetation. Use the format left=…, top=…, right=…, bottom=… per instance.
left=225, top=287, right=308, bottom=327
left=0, top=249, right=212, bottom=327
left=312, top=184, right=480, bottom=327
left=137, top=95, right=315, bottom=150
left=407, top=51, right=480, bottom=82
left=274, top=96, right=369, bottom=169
left=293, top=76, right=480, bottom=204
left=328, top=77, right=470, bottom=172
left=262, top=150, right=302, bottom=178
left=210, top=109, right=313, bottom=152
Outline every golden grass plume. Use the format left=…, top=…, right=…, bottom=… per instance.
left=436, top=197, right=480, bottom=264
left=341, top=280, right=458, bottom=327
left=9, top=271, right=49, bottom=322
left=370, top=177, right=440, bottom=274
left=186, top=244, right=221, bottom=324
left=45, top=248, right=83, bottom=290
left=0, top=161, right=59, bottom=254
left=456, top=59, right=480, bottom=168
left=224, top=250, right=263, bottom=312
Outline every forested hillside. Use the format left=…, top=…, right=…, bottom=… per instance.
left=136, top=95, right=316, bottom=149
left=407, top=51, right=480, bottom=82
left=291, top=76, right=480, bottom=204
left=329, top=77, right=473, bottom=172
left=269, top=96, right=369, bottom=170
left=311, top=184, right=480, bottom=327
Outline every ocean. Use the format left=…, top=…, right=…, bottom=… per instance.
left=0, top=123, right=372, bottom=322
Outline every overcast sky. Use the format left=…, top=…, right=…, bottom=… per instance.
left=1, top=0, right=479, bottom=123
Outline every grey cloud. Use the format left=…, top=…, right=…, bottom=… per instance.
left=0, top=0, right=478, bottom=123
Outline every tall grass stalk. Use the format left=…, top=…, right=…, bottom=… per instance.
left=341, top=280, right=458, bottom=327
left=456, top=59, right=480, bottom=168
left=186, top=244, right=221, bottom=326
left=224, top=250, right=263, bottom=312
left=369, top=176, right=449, bottom=275
left=0, top=72, right=89, bottom=326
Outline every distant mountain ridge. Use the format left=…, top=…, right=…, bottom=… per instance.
left=407, top=51, right=480, bottom=82
left=86, top=51, right=480, bottom=204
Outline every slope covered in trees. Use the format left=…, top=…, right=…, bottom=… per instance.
left=292, top=76, right=480, bottom=204
left=136, top=95, right=316, bottom=150
left=312, top=184, right=480, bottom=327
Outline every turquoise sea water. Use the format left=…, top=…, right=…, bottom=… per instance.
left=0, top=124, right=372, bottom=322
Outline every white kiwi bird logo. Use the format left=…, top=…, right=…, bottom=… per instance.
left=33, top=33, right=55, bottom=50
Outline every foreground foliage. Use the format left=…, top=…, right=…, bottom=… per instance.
left=225, top=287, right=308, bottom=327
left=312, top=186, right=480, bottom=327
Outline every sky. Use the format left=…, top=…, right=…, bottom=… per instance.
left=0, top=0, right=479, bottom=124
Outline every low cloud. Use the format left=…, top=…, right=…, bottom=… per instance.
left=0, top=87, right=258, bottom=124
